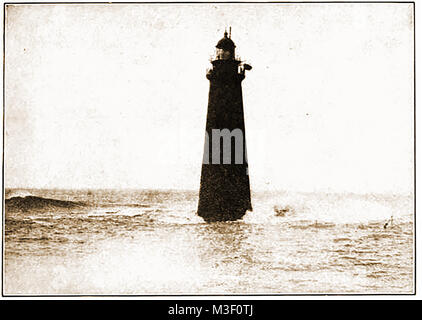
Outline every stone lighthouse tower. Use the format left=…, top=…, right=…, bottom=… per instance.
left=197, top=29, right=252, bottom=222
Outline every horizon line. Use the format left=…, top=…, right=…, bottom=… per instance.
left=3, top=186, right=414, bottom=197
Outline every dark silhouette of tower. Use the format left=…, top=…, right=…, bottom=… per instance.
left=197, top=29, right=252, bottom=222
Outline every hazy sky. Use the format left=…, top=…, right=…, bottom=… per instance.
left=4, top=3, right=414, bottom=193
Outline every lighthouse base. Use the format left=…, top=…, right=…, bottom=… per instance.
left=197, top=209, right=247, bottom=223
left=197, top=164, right=252, bottom=222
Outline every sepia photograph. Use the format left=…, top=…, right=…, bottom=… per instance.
left=2, top=1, right=415, bottom=295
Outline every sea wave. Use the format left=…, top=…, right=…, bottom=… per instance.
left=5, top=196, right=84, bottom=212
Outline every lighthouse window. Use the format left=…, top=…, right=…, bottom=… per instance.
left=222, top=50, right=231, bottom=60
left=216, top=48, right=233, bottom=60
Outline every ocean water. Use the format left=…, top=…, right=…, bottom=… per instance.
left=4, top=188, right=414, bottom=294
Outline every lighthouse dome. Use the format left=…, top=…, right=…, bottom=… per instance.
left=216, top=32, right=236, bottom=50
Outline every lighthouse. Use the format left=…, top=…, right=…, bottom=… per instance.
left=197, top=29, right=252, bottom=222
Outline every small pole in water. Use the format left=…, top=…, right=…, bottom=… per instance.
left=384, top=215, right=394, bottom=229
